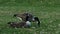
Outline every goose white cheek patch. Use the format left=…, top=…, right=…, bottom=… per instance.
left=17, top=17, right=22, bottom=21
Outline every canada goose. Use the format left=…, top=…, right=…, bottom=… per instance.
left=8, top=15, right=31, bottom=28
left=13, top=13, right=40, bottom=27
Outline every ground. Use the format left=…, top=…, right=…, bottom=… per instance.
left=0, top=0, right=60, bottom=34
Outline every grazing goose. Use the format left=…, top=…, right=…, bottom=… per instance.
left=13, top=13, right=40, bottom=27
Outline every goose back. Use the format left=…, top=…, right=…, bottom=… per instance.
left=13, top=13, right=33, bottom=22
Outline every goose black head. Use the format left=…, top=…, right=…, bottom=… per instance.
left=34, top=17, right=40, bottom=27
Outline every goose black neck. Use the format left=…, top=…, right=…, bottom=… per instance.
left=37, top=20, right=40, bottom=27
left=26, top=15, right=29, bottom=21
left=34, top=17, right=40, bottom=27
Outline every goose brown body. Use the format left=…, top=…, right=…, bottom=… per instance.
left=7, top=21, right=31, bottom=28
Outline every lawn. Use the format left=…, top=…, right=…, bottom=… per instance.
left=0, top=0, right=60, bottom=34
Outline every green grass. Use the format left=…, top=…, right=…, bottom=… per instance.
left=0, top=0, right=60, bottom=34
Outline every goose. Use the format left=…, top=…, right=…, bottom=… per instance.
left=13, top=13, right=40, bottom=27
left=7, top=15, right=31, bottom=28
left=7, top=21, right=31, bottom=28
